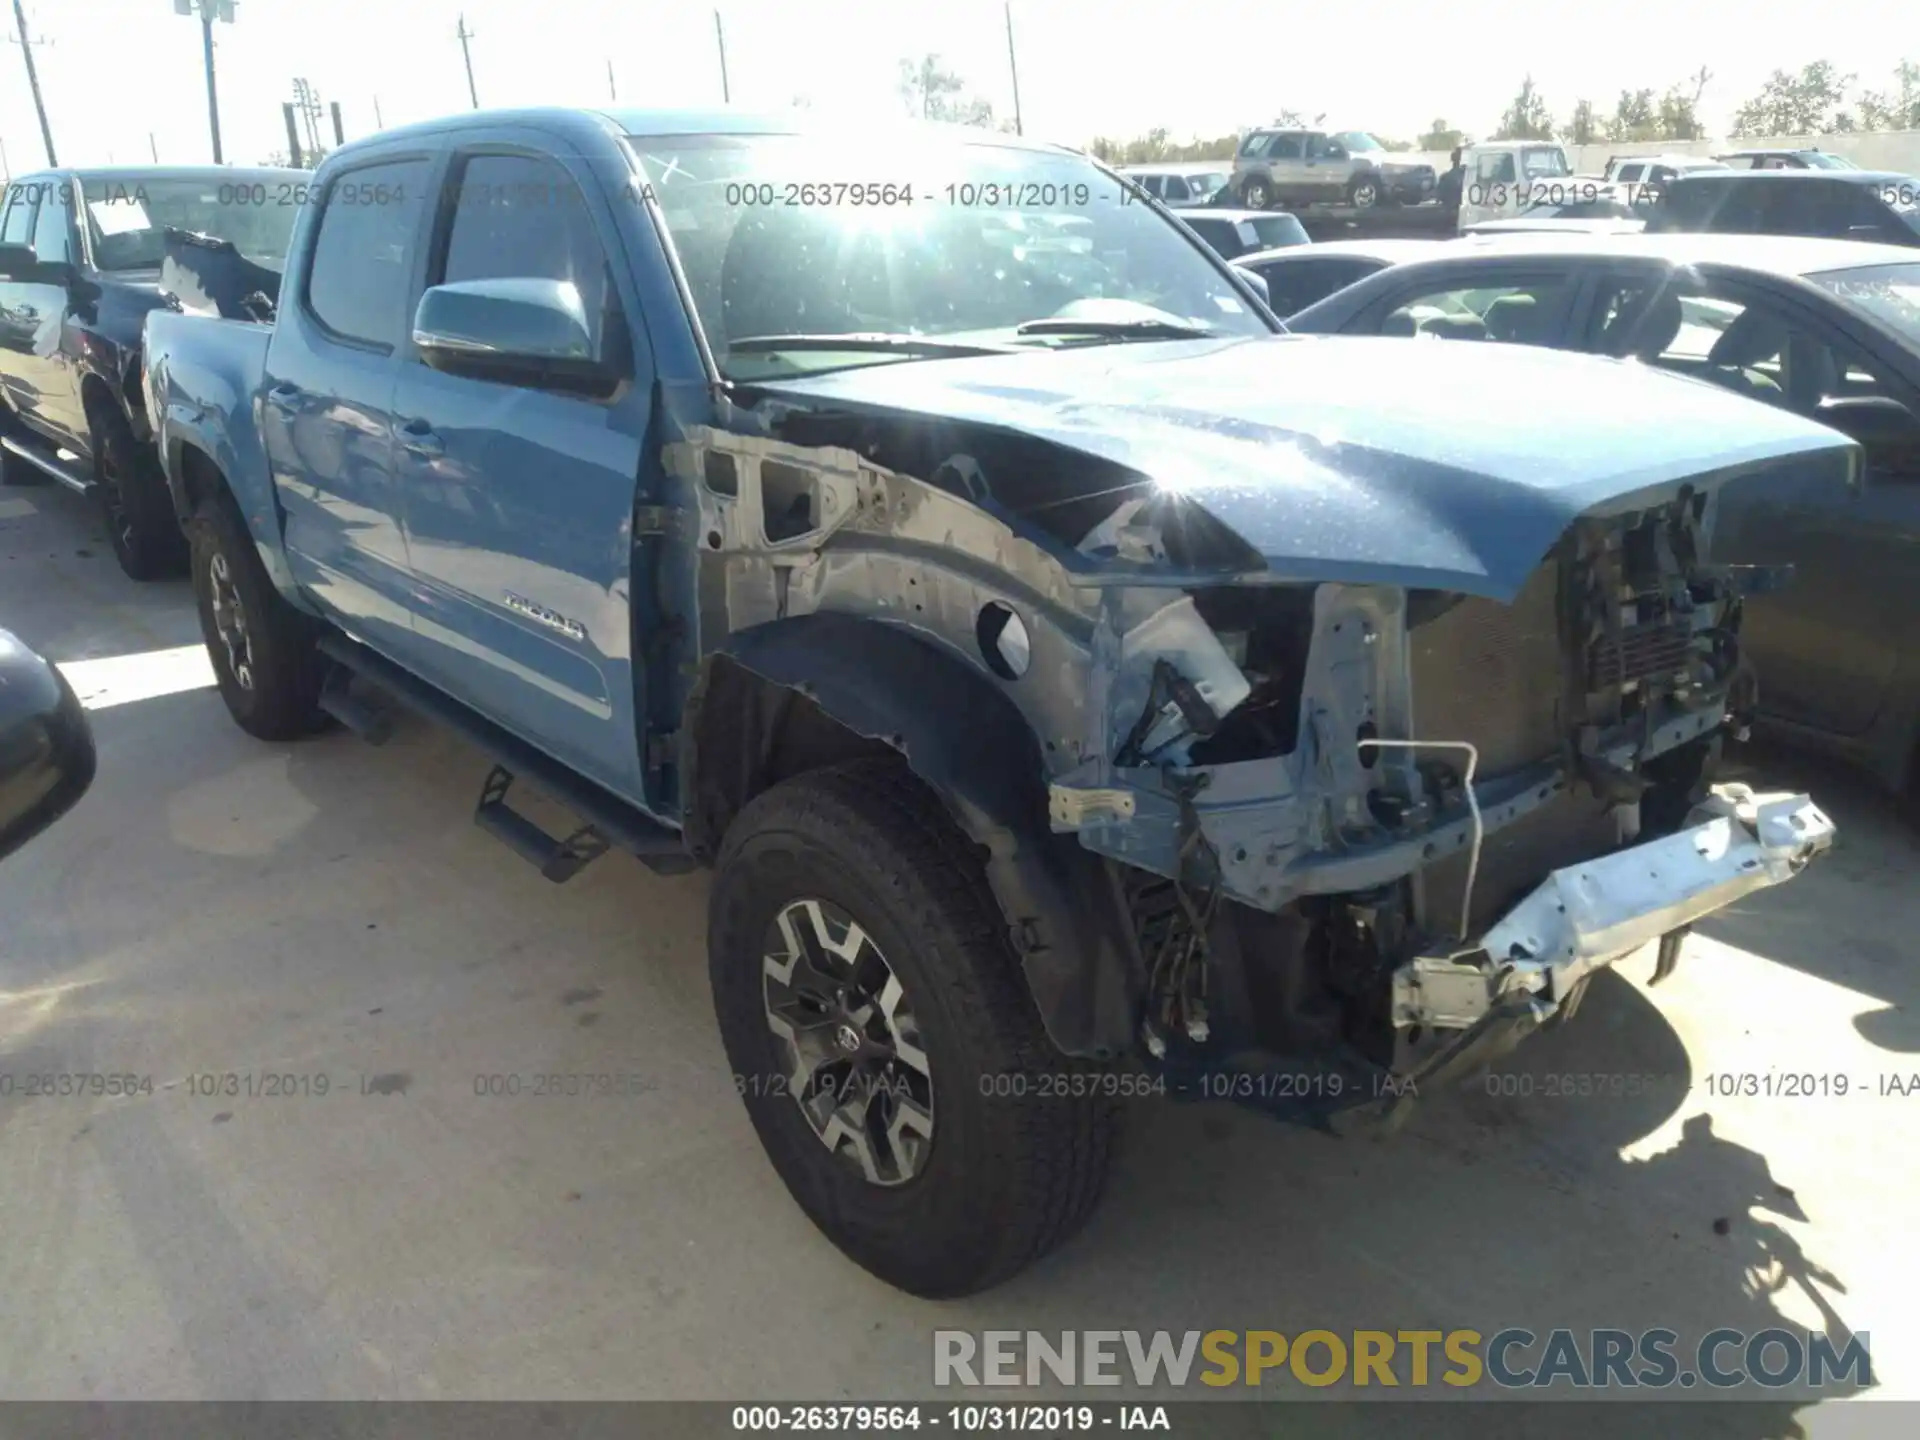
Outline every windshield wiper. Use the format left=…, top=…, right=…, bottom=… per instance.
left=727, top=332, right=1023, bottom=357
left=1013, top=318, right=1217, bottom=340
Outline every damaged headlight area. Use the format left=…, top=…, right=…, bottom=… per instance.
left=1048, top=491, right=1833, bottom=1115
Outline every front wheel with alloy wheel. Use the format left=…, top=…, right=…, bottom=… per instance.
left=708, top=760, right=1120, bottom=1297
left=1240, top=177, right=1274, bottom=210
left=1347, top=175, right=1380, bottom=208
left=189, top=491, right=328, bottom=740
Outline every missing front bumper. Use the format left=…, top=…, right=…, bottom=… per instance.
left=1392, top=784, right=1834, bottom=1036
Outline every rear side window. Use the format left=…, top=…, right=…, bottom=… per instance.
left=1255, top=256, right=1381, bottom=315
left=1615, top=163, right=1645, bottom=183
left=1381, top=276, right=1571, bottom=344
left=305, top=157, right=434, bottom=349
left=1164, top=176, right=1191, bottom=201
left=1186, top=217, right=1238, bottom=257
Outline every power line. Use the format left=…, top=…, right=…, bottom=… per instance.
left=714, top=10, right=729, bottom=103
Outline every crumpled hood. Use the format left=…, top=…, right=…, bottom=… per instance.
left=760, top=335, right=1858, bottom=601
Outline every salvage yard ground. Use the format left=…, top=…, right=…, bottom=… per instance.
left=0, top=479, right=1915, bottom=1430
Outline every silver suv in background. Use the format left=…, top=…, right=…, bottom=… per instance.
left=1120, top=164, right=1232, bottom=206
left=1231, top=128, right=1434, bottom=210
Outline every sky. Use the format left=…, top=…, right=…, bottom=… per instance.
left=2, top=0, right=1914, bottom=175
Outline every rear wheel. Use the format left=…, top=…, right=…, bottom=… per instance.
left=1348, top=175, right=1380, bottom=209
left=189, top=490, right=327, bottom=740
left=1240, top=176, right=1274, bottom=210
left=708, top=760, right=1120, bottom=1297
left=91, top=398, right=187, bottom=580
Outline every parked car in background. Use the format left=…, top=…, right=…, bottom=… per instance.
left=1647, top=170, right=1920, bottom=247
left=0, top=165, right=305, bottom=578
left=1178, top=208, right=1309, bottom=260
left=144, top=107, right=1841, bottom=1296
left=1230, top=237, right=1443, bottom=316
left=1455, top=140, right=1577, bottom=229
left=1464, top=186, right=1646, bottom=234
left=1287, top=231, right=1920, bottom=803
left=1716, top=149, right=1860, bottom=171
left=1598, top=153, right=1731, bottom=205
left=1231, top=127, right=1427, bottom=210
left=1325, top=131, right=1436, bottom=204
left=1120, top=164, right=1232, bottom=207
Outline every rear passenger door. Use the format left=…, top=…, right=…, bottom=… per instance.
left=389, top=139, right=657, bottom=805
left=268, top=149, right=440, bottom=664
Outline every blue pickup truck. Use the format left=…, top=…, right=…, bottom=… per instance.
left=145, top=107, right=1842, bottom=1297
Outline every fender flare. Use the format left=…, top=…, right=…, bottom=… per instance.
left=689, top=612, right=1142, bottom=1059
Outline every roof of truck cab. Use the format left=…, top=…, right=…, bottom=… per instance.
left=1234, top=238, right=1453, bottom=266
left=1666, top=167, right=1914, bottom=186
left=346, top=106, right=1068, bottom=152
left=1329, top=230, right=1920, bottom=276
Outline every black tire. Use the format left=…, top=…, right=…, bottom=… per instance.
left=1347, top=174, right=1380, bottom=209
left=91, top=398, right=187, bottom=579
left=709, top=759, right=1120, bottom=1298
left=1240, top=176, right=1273, bottom=210
left=189, top=488, right=328, bottom=741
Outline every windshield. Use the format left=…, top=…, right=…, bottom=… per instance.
left=80, top=175, right=301, bottom=272
left=1521, top=146, right=1572, bottom=178
left=1333, top=132, right=1384, bottom=154
left=1808, top=263, right=1920, bottom=341
left=627, top=133, right=1271, bottom=379
left=1805, top=152, right=1858, bottom=170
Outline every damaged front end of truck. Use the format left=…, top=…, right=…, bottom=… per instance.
left=672, top=338, right=1841, bottom=1126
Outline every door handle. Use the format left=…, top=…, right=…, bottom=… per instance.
left=398, top=416, right=443, bottom=457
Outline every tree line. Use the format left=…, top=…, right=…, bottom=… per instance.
left=1079, top=58, right=1920, bottom=162
left=1486, top=58, right=1920, bottom=144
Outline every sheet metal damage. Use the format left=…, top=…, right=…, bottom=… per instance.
left=668, top=388, right=1837, bottom=1121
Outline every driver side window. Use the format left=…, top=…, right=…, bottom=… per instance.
left=31, top=185, right=74, bottom=265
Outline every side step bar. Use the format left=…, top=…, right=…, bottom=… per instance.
left=316, top=633, right=695, bottom=881
left=1, top=434, right=93, bottom=496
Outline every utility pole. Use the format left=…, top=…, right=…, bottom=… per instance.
left=330, top=99, right=344, bottom=146
left=291, top=76, right=323, bottom=156
left=607, top=58, right=616, bottom=101
left=282, top=102, right=303, bottom=167
left=149, top=131, right=159, bottom=161
left=10, top=0, right=58, bottom=165
left=1004, top=1, right=1023, bottom=136
left=173, top=0, right=235, bottom=164
left=455, top=14, right=478, bottom=109
left=373, top=95, right=384, bottom=129
left=714, top=9, right=729, bottom=103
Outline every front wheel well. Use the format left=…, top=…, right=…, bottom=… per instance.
left=681, top=653, right=899, bottom=863
left=175, top=442, right=227, bottom=520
